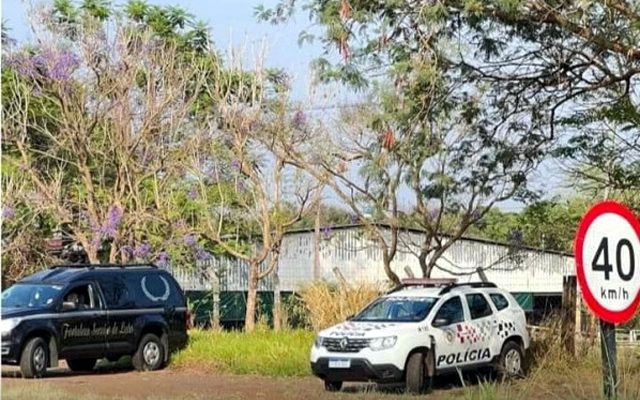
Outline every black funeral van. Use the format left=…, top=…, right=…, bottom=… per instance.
left=1, top=264, right=188, bottom=378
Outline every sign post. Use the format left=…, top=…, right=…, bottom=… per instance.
left=574, top=201, right=640, bottom=400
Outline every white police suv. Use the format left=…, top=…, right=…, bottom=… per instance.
left=310, top=279, right=530, bottom=393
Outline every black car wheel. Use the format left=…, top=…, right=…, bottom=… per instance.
left=67, top=358, right=97, bottom=372
left=324, top=380, right=343, bottom=392
left=20, top=337, right=48, bottom=379
left=132, top=333, right=165, bottom=371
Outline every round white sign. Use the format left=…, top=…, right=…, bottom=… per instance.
left=575, top=201, right=640, bottom=324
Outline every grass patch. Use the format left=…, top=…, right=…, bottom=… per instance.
left=172, top=328, right=314, bottom=376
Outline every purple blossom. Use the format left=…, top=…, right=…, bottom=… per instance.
left=195, top=248, right=212, bottom=262
left=120, top=245, right=134, bottom=257
left=2, top=206, right=16, bottom=220
left=231, top=159, right=241, bottom=170
left=135, top=243, right=152, bottom=258
left=156, top=251, right=170, bottom=268
left=183, top=234, right=198, bottom=247
left=427, top=208, right=440, bottom=222
left=188, top=189, right=198, bottom=200
left=322, top=226, right=332, bottom=239
left=350, top=215, right=359, bottom=224
left=236, top=181, right=245, bottom=191
left=6, top=49, right=79, bottom=81
left=100, top=205, right=124, bottom=239
left=293, top=110, right=306, bottom=129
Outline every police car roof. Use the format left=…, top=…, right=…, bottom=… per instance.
left=19, top=264, right=160, bottom=285
left=384, top=282, right=499, bottom=298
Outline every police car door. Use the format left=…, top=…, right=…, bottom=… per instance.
left=430, top=295, right=467, bottom=371
left=463, top=292, right=496, bottom=366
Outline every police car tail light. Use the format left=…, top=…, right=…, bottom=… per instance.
left=369, top=336, right=397, bottom=351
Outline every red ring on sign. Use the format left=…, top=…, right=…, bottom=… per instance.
left=575, top=201, right=640, bottom=324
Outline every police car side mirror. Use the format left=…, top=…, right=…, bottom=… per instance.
left=432, top=317, right=450, bottom=328
left=62, top=301, right=78, bottom=311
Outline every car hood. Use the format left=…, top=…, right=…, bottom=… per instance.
left=1, top=307, right=51, bottom=319
left=319, top=321, right=417, bottom=338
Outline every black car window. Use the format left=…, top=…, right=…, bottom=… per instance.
left=489, top=293, right=510, bottom=311
left=433, top=296, right=465, bottom=326
left=96, top=275, right=133, bottom=309
left=466, top=293, right=493, bottom=319
left=126, top=271, right=184, bottom=308
left=63, top=284, right=99, bottom=310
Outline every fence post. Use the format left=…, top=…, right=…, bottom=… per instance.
left=562, top=275, right=577, bottom=356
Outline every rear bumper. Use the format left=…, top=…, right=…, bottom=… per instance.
left=310, top=358, right=403, bottom=383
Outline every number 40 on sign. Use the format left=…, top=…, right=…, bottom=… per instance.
left=575, top=201, right=640, bottom=324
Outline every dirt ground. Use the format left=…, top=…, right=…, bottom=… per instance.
left=1, top=363, right=472, bottom=400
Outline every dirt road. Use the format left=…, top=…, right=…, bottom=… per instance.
left=2, top=364, right=470, bottom=400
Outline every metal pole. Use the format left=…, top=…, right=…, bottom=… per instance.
left=599, top=319, right=617, bottom=400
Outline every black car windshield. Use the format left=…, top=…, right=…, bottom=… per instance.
left=1, top=284, right=63, bottom=309
left=352, top=296, right=438, bottom=322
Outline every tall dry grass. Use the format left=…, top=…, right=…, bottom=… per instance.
left=298, top=281, right=384, bottom=331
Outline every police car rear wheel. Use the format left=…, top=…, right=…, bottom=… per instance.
left=20, top=337, right=48, bottom=379
left=324, top=381, right=343, bottom=392
left=132, top=333, right=165, bottom=371
left=405, top=352, right=426, bottom=394
left=67, top=358, right=97, bottom=372
left=497, top=341, right=524, bottom=380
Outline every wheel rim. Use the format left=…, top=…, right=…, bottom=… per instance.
left=33, top=345, right=46, bottom=372
left=504, top=349, right=521, bottom=375
left=143, top=341, right=160, bottom=366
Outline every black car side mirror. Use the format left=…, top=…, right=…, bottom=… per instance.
left=62, top=301, right=78, bottom=311
left=432, top=317, right=450, bottom=328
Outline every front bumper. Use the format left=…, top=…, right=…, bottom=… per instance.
left=1, top=339, right=20, bottom=364
left=311, top=358, right=403, bottom=383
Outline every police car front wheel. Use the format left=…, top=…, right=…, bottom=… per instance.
left=20, top=337, right=48, bottom=379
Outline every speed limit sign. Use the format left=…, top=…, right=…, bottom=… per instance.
left=575, top=201, right=640, bottom=324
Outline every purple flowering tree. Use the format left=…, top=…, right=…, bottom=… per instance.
left=182, top=64, right=319, bottom=331
left=2, top=7, right=213, bottom=264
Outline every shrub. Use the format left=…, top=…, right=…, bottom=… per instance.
left=297, top=280, right=384, bottom=331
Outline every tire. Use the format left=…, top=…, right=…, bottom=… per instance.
left=67, top=358, right=97, bottom=372
left=324, top=381, right=343, bottom=392
left=132, top=333, right=165, bottom=371
left=19, top=337, right=48, bottom=379
left=405, top=352, right=426, bottom=394
left=496, top=341, right=525, bottom=380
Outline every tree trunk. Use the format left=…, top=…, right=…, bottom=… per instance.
left=273, top=266, right=282, bottom=331
left=382, top=253, right=401, bottom=285
left=245, top=263, right=259, bottom=332
left=419, top=250, right=429, bottom=277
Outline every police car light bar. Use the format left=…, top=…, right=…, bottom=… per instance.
left=401, top=278, right=458, bottom=286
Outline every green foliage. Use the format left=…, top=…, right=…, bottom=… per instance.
left=172, top=329, right=314, bottom=376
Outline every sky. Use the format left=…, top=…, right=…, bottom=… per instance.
left=1, top=0, right=570, bottom=212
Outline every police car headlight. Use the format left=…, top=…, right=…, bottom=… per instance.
left=369, top=336, right=397, bottom=351
left=1, top=318, right=21, bottom=337
left=314, top=336, right=325, bottom=348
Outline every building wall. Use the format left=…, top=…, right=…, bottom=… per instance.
left=172, top=226, right=574, bottom=295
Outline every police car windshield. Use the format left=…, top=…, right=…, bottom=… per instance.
left=352, top=297, right=438, bottom=322
left=1, top=284, right=63, bottom=309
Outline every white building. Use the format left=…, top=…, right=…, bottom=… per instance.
left=172, top=224, right=575, bottom=323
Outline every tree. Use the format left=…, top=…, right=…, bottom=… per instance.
left=2, top=2, right=215, bottom=267
left=181, top=67, right=318, bottom=331
left=283, top=104, right=410, bottom=285
left=260, top=0, right=550, bottom=278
